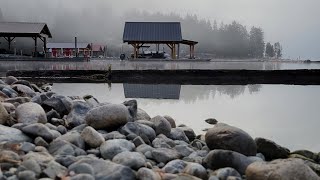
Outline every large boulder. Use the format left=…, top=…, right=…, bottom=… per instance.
left=16, top=102, right=47, bottom=124
left=85, top=104, right=130, bottom=130
left=204, top=149, right=257, bottom=175
left=100, top=139, right=135, bottom=160
left=66, top=101, right=92, bottom=128
left=0, top=103, right=9, bottom=124
left=151, top=116, right=172, bottom=136
left=205, top=123, right=257, bottom=156
left=0, top=124, right=32, bottom=142
left=246, top=158, right=320, bottom=180
left=255, top=137, right=290, bottom=161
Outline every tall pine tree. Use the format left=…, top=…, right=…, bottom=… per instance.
left=249, top=27, right=265, bottom=58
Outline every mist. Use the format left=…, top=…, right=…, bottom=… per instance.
left=0, top=0, right=319, bottom=59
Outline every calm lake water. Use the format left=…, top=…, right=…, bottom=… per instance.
left=52, top=83, right=320, bottom=152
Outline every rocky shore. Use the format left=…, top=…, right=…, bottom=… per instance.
left=0, top=76, right=320, bottom=180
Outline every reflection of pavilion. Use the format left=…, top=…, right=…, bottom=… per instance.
left=123, top=84, right=181, bottom=100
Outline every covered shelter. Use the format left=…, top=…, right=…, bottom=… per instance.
left=0, top=22, right=52, bottom=56
left=123, top=22, right=198, bottom=59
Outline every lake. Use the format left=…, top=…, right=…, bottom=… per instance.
left=52, top=83, right=320, bottom=152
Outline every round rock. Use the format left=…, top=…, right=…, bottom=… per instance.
left=112, top=151, right=146, bottom=170
left=16, top=102, right=47, bottom=124
left=100, top=139, right=135, bottom=160
left=205, top=123, right=257, bottom=156
left=85, top=104, right=130, bottom=130
left=151, top=116, right=172, bottom=136
left=81, top=126, right=105, bottom=148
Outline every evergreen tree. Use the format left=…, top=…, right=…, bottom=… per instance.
left=265, top=42, right=275, bottom=58
left=249, top=27, right=265, bottom=58
left=274, top=42, right=282, bottom=58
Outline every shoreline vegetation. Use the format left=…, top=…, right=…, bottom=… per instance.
left=0, top=76, right=320, bottom=179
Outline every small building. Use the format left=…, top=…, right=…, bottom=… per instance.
left=91, top=43, right=106, bottom=58
left=123, top=22, right=198, bottom=59
left=46, top=43, right=90, bottom=58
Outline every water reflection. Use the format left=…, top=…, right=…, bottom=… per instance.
left=52, top=83, right=320, bottom=152
left=1, top=60, right=320, bottom=74
left=123, top=84, right=181, bottom=99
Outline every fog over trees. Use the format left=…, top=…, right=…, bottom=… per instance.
left=0, top=1, right=282, bottom=58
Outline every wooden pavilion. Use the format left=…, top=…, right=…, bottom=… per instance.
left=123, top=22, right=198, bottom=59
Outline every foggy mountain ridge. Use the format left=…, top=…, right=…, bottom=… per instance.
left=1, top=0, right=318, bottom=59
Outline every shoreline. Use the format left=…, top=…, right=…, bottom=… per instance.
left=1, top=76, right=320, bottom=179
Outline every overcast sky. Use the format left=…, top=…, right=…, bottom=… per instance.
left=1, top=0, right=319, bottom=59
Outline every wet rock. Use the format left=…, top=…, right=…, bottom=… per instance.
left=204, top=149, right=256, bottom=175
left=170, top=128, right=190, bottom=143
left=11, top=84, right=36, bottom=97
left=43, top=160, right=67, bottom=179
left=184, top=162, right=208, bottom=179
left=21, top=123, right=54, bottom=142
left=0, top=125, right=32, bottom=142
left=152, top=148, right=181, bottom=163
left=205, top=118, right=218, bottom=125
left=0, top=103, right=9, bottom=124
left=112, top=151, right=146, bottom=170
left=81, top=126, right=105, bottom=148
left=205, top=123, right=257, bottom=156
left=42, top=95, right=73, bottom=116
left=246, top=158, right=319, bottom=180
left=18, top=170, right=36, bottom=180
left=164, top=115, right=176, bottom=128
left=55, top=131, right=85, bottom=149
left=68, top=163, right=94, bottom=175
left=255, top=137, right=290, bottom=161
left=178, top=126, right=196, bottom=142
left=104, top=131, right=126, bottom=140
left=85, top=104, right=130, bottom=130
left=212, top=167, right=241, bottom=180
left=20, top=159, right=41, bottom=177
left=100, top=139, right=135, bottom=160
left=70, top=174, right=95, bottom=180
left=136, top=108, right=151, bottom=120
left=16, top=102, right=47, bottom=124
left=151, top=116, right=172, bottom=136
left=66, top=101, right=92, bottom=128
left=120, top=122, right=156, bottom=143
left=34, top=137, right=49, bottom=147
left=137, top=168, right=161, bottom=180
left=123, top=100, right=138, bottom=121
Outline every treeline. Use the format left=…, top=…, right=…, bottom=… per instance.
left=125, top=11, right=282, bottom=59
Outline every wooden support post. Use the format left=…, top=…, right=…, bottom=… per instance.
left=33, top=36, right=38, bottom=57
left=192, top=45, right=195, bottom=59
left=189, top=45, right=192, bottom=59
left=43, top=37, right=47, bottom=58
